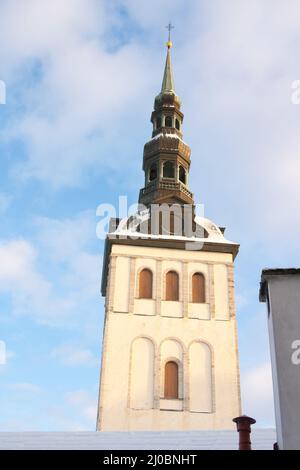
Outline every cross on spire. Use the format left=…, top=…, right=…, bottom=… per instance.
left=166, top=22, right=174, bottom=48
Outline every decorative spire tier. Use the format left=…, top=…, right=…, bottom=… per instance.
left=139, top=33, right=194, bottom=207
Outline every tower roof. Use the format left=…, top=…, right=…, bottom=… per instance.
left=138, top=32, right=193, bottom=208
left=161, top=47, right=175, bottom=93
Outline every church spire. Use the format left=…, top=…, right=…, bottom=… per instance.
left=138, top=29, right=194, bottom=208
left=161, top=28, right=175, bottom=93
left=161, top=48, right=175, bottom=93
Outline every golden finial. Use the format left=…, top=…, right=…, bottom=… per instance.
left=166, top=22, right=174, bottom=49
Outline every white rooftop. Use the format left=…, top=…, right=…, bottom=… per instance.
left=113, top=214, right=237, bottom=246
left=0, top=429, right=276, bottom=450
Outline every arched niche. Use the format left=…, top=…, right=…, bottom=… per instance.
left=130, top=337, right=155, bottom=409
left=189, top=341, right=213, bottom=413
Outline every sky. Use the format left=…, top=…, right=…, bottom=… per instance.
left=1, top=0, right=300, bottom=431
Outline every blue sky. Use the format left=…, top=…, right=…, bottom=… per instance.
left=1, top=0, right=300, bottom=430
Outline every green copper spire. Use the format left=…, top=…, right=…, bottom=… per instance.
left=161, top=47, right=175, bottom=93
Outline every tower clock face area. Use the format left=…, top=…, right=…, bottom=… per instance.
left=97, top=40, right=241, bottom=432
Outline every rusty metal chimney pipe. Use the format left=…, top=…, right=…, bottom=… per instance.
left=233, top=415, right=256, bottom=450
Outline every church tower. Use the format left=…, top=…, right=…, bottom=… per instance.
left=97, top=37, right=241, bottom=432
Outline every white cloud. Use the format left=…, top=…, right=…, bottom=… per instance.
left=0, top=238, right=75, bottom=325
left=34, top=211, right=96, bottom=263
left=0, top=0, right=151, bottom=188
left=1, top=0, right=299, bottom=250
left=7, top=382, right=41, bottom=393
left=0, top=211, right=101, bottom=328
left=178, top=0, right=300, bottom=248
left=0, top=239, right=33, bottom=283
left=241, top=362, right=275, bottom=427
left=52, top=344, right=97, bottom=366
left=0, top=0, right=104, bottom=74
left=34, top=211, right=101, bottom=297
left=65, top=389, right=97, bottom=424
left=119, top=0, right=187, bottom=28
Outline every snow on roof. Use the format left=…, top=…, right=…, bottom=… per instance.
left=149, top=132, right=188, bottom=146
left=0, top=429, right=276, bottom=450
left=113, top=214, right=237, bottom=246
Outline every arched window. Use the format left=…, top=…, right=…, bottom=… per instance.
left=156, top=117, right=162, bottom=129
left=175, top=118, right=180, bottom=130
left=166, top=270, right=179, bottom=301
left=164, top=361, right=179, bottom=399
left=165, top=116, right=172, bottom=127
left=139, top=269, right=153, bottom=299
left=179, top=165, right=186, bottom=184
left=163, top=161, right=175, bottom=178
left=149, top=163, right=157, bottom=181
left=192, top=273, right=205, bottom=303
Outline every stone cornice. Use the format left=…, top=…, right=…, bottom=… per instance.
left=101, top=236, right=239, bottom=296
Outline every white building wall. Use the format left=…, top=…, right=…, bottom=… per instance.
left=263, top=274, right=300, bottom=450
left=130, top=337, right=154, bottom=410
left=189, top=341, right=212, bottom=413
left=214, top=264, right=229, bottom=320
left=98, top=244, right=241, bottom=431
left=113, top=256, right=130, bottom=313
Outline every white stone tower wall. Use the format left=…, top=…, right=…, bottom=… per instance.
left=97, top=244, right=241, bottom=431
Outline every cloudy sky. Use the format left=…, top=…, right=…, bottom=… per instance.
left=1, top=0, right=300, bottom=431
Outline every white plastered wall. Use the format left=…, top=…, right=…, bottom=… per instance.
left=97, top=244, right=241, bottom=431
